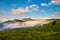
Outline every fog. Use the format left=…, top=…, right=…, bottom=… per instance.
left=0, top=19, right=51, bottom=30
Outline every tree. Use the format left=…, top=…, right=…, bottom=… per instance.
left=52, top=21, right=56, bottom=25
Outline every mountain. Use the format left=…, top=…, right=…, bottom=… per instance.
left=22, top=18, right=34, bottom=21
left=3, top=19, right=25, bottom=23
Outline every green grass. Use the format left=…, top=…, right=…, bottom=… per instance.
left=0, top=19, right=60, bottom=40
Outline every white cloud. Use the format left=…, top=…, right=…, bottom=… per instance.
left=49, top=0, right=60, bottom=5
left=41, top=0, right=60, bottom=6
left=30, top=4, right=39, bottom=8
left=12, top=8, right=29, bottom=14
left=42, top=17, right=60, bottom=19
left=12, top=4, right=39, bottom=14
left=32, top=8, right=39, bottom=11
left=41, top=3, right=48, bottom=6
left=29, top=4, right=39, bottom=11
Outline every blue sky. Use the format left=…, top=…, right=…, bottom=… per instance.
left=0, top=0, right=60, bottom=19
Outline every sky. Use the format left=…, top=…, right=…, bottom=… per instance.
left=0, top=0, right=60, bottom=19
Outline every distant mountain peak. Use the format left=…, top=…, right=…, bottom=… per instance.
left=22, top=18, right=34, bottom=21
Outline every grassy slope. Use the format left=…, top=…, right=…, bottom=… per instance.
left=0, top=19, right=60, bottom=40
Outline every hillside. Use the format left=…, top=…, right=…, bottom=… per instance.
left=34, top=19, right=60, bottom=32
left=0, top=19, right=60, bottom=40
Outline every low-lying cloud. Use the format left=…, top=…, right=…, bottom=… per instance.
left=0, top=19, right=51, bottom=30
